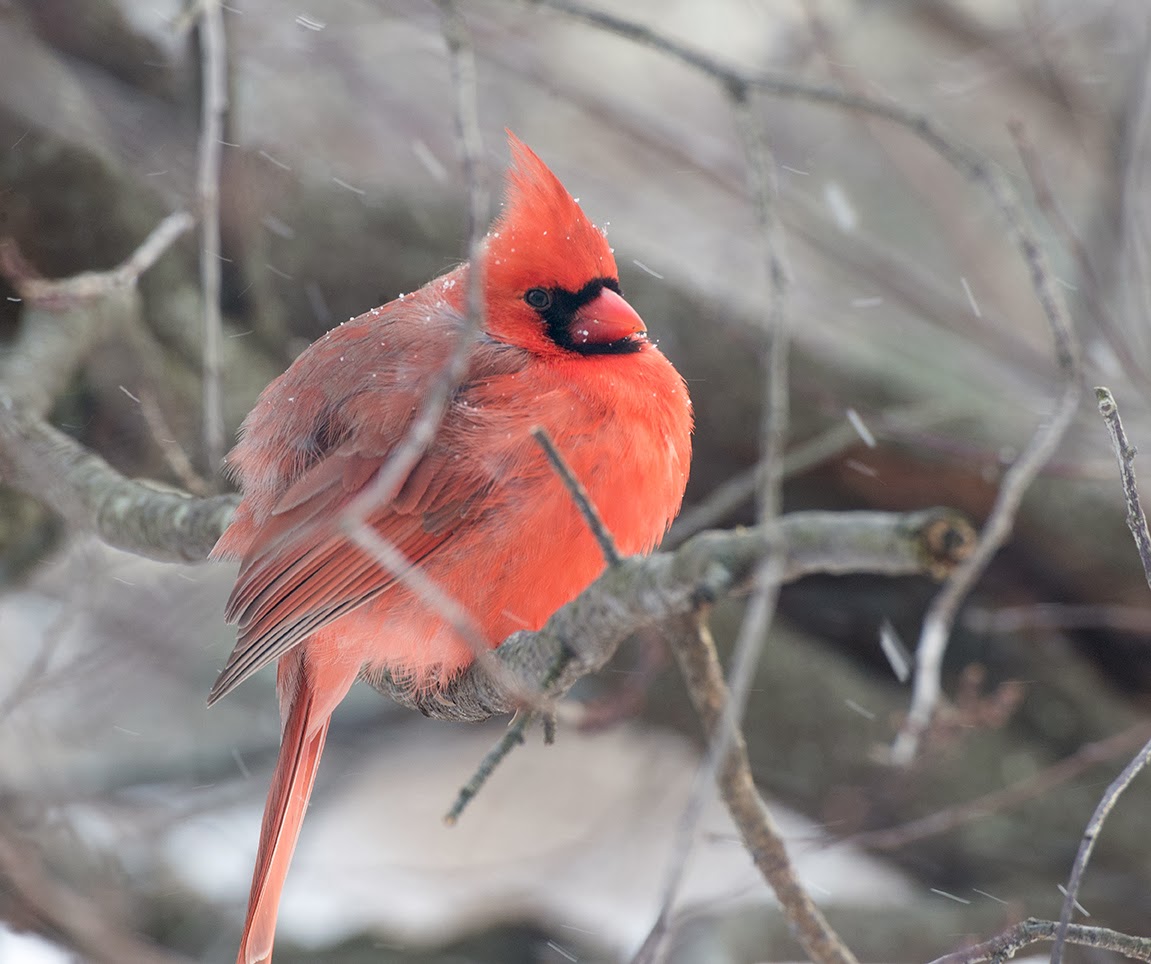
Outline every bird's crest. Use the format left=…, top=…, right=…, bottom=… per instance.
left=484, top=132, right=617, bottom=296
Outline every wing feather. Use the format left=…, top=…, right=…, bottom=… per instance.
left=208, top=301, right=528, bottom=705
left=209, top=402, right=494, bottom=706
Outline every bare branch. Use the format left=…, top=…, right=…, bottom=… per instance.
left=890, top=182, right=1082, bottom=763
left=0, top=402, right=237, bottom=562
left=443, top=648, right=572, bottom=826
left=195, top=0, right=228, bottom=474
left=1095, top=387, right=1151, bottom=589
left=367, top=508, right=974, bottom=721
left=926, top=917, right=1151, bottom=964
left=643, top=610, right=857, bottom=964
left=1008, top=119, right=1141, bottom=387
left=967, top=602, right=1151, bottom=634
left=667, top=401, right=958, bottom=546
left=891, top=379, right=1080, bottom=764
left=1050, top=388, right=1151, bottom=963
left=849, top=721, right=1151, bottom=852
left=0, top=211, right=193, bottom=305
left=0, top=212, right=193, bottom=418
left=138, top=390, right=212, bottom=497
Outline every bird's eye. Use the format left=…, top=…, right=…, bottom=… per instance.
left=524, top=287, right=552, bottom=310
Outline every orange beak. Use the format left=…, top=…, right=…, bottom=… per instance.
left=571, top=288, right=648, bottom=351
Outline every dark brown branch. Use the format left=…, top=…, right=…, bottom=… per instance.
left=636, top=87, right=814, bottom=964
left=926, top=917, right=1151, bottom=964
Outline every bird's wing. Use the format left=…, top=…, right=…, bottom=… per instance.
left=207, top=389, right=493, bottom=706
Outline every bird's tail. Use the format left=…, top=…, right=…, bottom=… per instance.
left=236, top=651, right=354, bottom=964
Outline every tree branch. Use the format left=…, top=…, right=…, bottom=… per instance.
left=0, top=402, right=237, bottom=562
left=0, top=212, right=192, bottom=418
left=366, top=508, right=975, bottom=722
left=657, top=610, right=856, bottom=964
left=926, top=917, right=1151, bottom=964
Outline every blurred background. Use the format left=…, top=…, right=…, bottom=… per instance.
left=1, top=0, right=1150, bottom=961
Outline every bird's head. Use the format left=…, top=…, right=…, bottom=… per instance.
left=480, top=133, right=648, bottom=358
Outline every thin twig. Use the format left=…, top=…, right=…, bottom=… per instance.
left=1094, top=387, right=1151, bottom=588
left=443, top=429, right=629, bottom=821
left=341, top=1, right=556, bottom=808
left=138, top=390, right=212, bottom=496
left=848, top=721, right=1151, bottom=852
left=927, top=917, right=1151, bottom=964
left=967, top=602, right=1151, bottom=634
left=1050, top=388, right=1151, bottom=963
left=736, top=93, right=790, bottom=530
left=444, top=651, right=571, bottom=825
left=890, top=173, right=1082, bottom=764
left=0, top=588, right=90, bottom=725
left=429, top=393, right=672, bottom=819
left=891, top=380, right=1079, bottom=764
left=667, top=401, right=957, bottom=546
left=331, top=0, right=503, bottom=737
left=1008, top=119, right=1142, bottom=388
left=195, top=0, right=227, bottom=475
left=531, top=427, right=621, bottom=565
left=445, top=713, right=530, bottom=825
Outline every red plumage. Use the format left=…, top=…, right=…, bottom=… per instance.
left=210, top=133, right=692, bottom=963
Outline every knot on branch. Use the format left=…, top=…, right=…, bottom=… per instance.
left=915, top=510, right=976, bottom=580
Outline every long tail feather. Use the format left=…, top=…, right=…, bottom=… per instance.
left=237, top=657, right=332, bottom=964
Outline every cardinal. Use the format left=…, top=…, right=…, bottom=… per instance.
left=209, top=133, right=692, bottom=963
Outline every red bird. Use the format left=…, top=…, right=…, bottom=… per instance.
left=209, top=134, right=692, bottom=963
